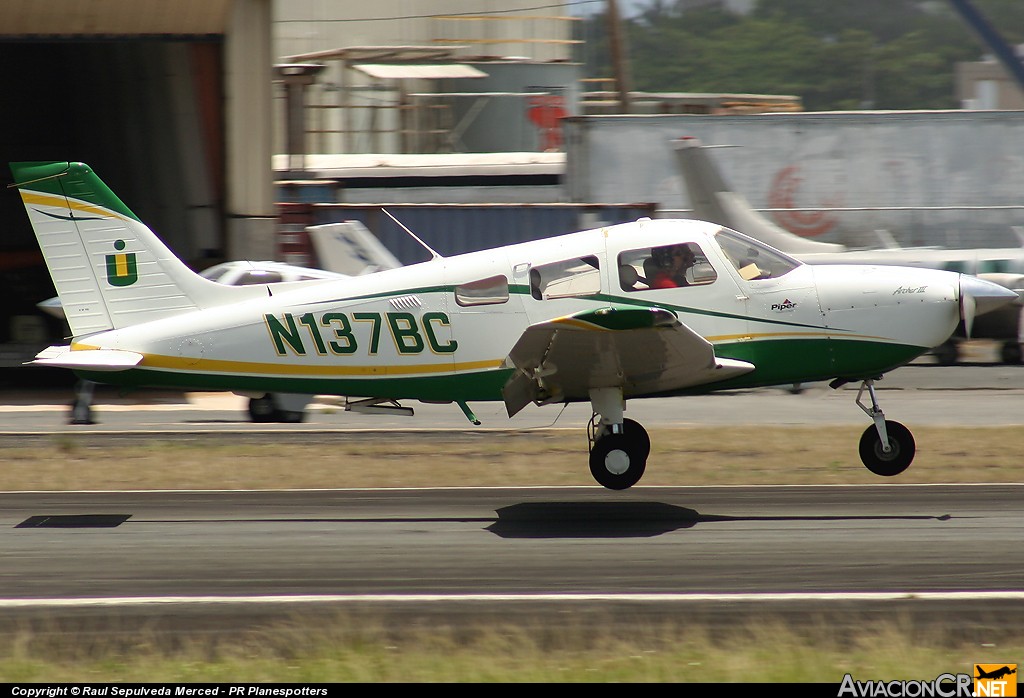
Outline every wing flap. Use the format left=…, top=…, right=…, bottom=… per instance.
left=502, top=306, right=753, bottom=415
left=31, top=345, right=143, bottom=371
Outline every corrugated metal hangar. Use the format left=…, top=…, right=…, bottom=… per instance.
left=0, top=0, right=274, bottom=263
left=0, top=0, right=274, bottom=362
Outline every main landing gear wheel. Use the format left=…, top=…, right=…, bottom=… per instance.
left=859, top=420, right=915, bottom=477
left=597, top=418, right=651, bottom=460
left=1000, top=341, right=1023, bottom=365
left=589, top=430, right=648, bottom=490
left=587, top=388, right=650, bottom=490
left=247, top=394, right=305, bottom=423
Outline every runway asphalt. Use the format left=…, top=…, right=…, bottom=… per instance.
left=2, top=485, right=1023, bottom=640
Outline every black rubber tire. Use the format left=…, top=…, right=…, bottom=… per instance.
left=278, top=410, right=305, bottom=424
left=589, top=432, right=648, bottom=490
left=597, top=418, right=651, bottom=460
left=932, top=341, right=959, bottom=366
left=247, top=394, right=279, bottom=423
left=1000, top=341, right=1022, bottom=365
left=858, top=421, right=915, bottom=477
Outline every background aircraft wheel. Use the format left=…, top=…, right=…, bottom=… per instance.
left=247, top=394, right=304, bottom=423
left=276, top=409, right=305, bottom=423
left=1000, top=341, right=1022, bottom=365
left=858, top=420, right=915, bottom=477
left=247, top=394, right=278, bottom=423
left=589, top=432, right=647, bottom=490
left=932, top=341, right=959, bottom=365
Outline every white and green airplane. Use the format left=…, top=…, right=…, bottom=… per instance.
left=9, top=161, right=1017, bottom=489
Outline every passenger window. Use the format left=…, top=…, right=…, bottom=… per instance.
left=529, top=256, right=601, bottom=300
left=455, top=275, right=509, bottom=307
left=617, top=243, right=716, bottom=292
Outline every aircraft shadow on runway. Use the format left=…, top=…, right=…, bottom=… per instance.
left=13, top=504, right=954, bottom=540
left=485, top=502, right=953, bottom=539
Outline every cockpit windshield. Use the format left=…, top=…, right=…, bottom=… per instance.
left=714, top=228, right=801, bottom=281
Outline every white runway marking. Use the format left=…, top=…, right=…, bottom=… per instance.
left=2, top=591, right=1024, bottom=608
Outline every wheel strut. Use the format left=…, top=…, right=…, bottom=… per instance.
left=586, top=387, right=650, bottom=490
left=855, top=379, right=891, bottom=454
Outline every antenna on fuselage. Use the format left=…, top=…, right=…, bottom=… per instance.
left=381, top=208, right=443, bottom=261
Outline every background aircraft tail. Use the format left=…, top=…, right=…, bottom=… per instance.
left=307, top=221, right=403, bottom=275
left=10, top=161, right=257, bottom=338
left=672, top=137, right=845, bottom=254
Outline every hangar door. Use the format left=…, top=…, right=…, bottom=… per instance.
left=0, top=2, right=230, bottom=369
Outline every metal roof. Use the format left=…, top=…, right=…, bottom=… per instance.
left=273, top=152, right=565, bottom=179
left=353, top=64, right=487, bottom=80
left=284, top=46, right=464, bottom=64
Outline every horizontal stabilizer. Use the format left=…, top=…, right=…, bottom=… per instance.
left=31, top=345, right=143, bottom=371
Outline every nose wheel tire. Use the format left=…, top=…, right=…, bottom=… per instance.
left=858, top=420, right=915, bottom=477
left=589, top=432, right=648, bottom=490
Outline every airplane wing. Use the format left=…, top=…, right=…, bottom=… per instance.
left=501, top=306, right=754, bottom=416
left=31, top=345, right=143, bottom=371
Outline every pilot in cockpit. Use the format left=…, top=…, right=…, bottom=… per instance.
left=649, top=244, right=696, bottom=288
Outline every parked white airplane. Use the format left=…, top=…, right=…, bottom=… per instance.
left=10, top=161, right=1016, bottom=488
left=673, top=136, right=1024, bottom=364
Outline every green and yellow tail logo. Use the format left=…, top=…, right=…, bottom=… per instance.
left=106, top=240, right=138, bottom=287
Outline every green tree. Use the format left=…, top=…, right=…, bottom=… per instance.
left=579, top=0, right=1024, bottom=111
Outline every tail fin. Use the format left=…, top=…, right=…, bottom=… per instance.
left=307, top=221, right=403, bottom=276
left=10, top=161, right=252, bottom=338
left=672, top=137, right=845, bottom=255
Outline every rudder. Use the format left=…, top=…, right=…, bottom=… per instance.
left=10, top=161, right=234, bottom=338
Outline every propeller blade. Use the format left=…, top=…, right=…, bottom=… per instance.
left=959, top=274, right=1020, bottom=339
left=960, top=284, right=977, bottom=339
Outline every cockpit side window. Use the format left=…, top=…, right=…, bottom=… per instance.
left=714, top=229, right=800, bottom=280
left=617, top=243, right=717, bottom=292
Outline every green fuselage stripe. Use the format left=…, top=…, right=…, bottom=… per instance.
left=308, top=286, right=843, bottom=334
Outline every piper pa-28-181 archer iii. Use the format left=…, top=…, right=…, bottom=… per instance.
left=9, top=161, right=1018, bottom=489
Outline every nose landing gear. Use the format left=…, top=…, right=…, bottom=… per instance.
left=587, top=388, right=650, bottom=490
left=852, top=379, right=916, bottom=477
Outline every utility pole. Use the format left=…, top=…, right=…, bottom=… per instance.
left=606, top=0, right=632, bottom=113
left=949, top=0, right=1024, bottom=97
